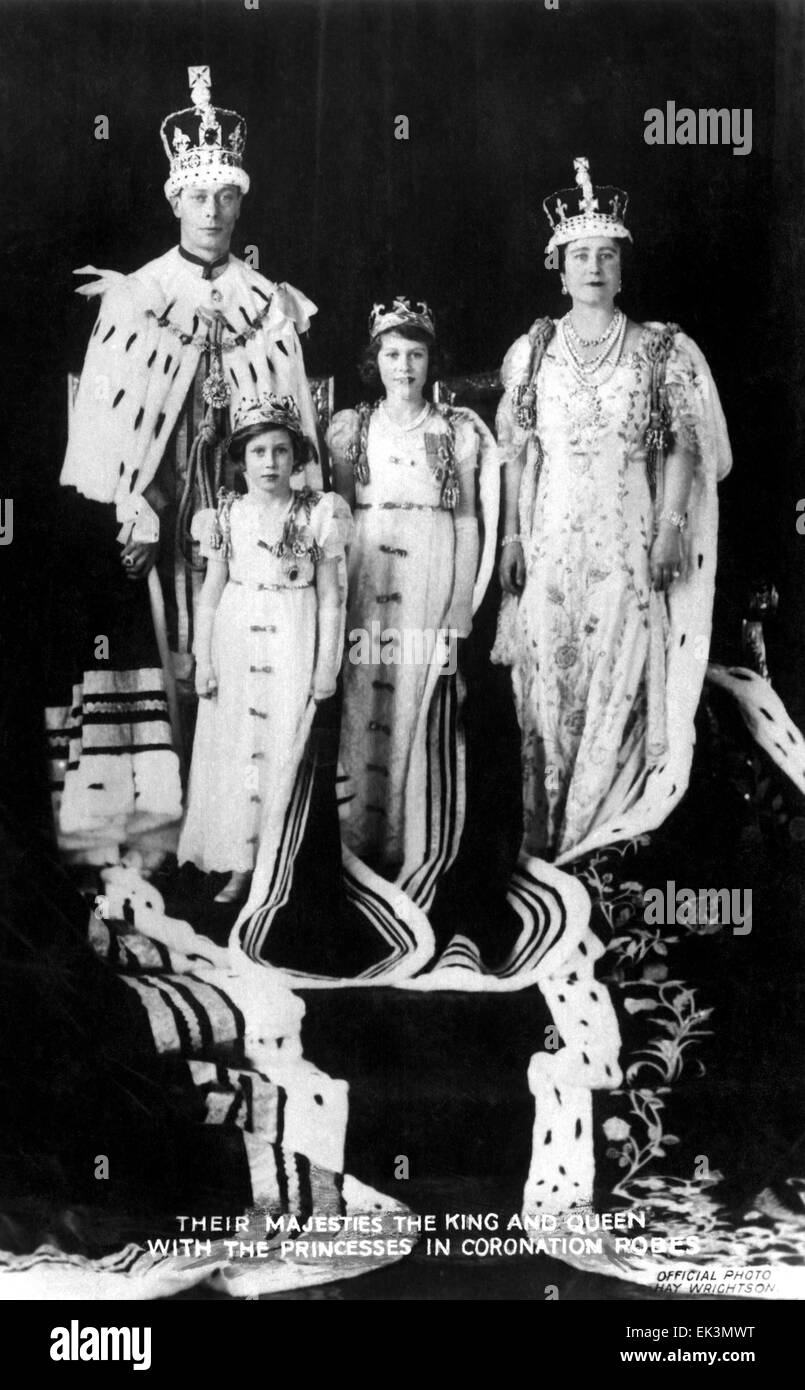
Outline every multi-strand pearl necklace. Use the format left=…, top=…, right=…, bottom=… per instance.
left=560, top=309, right=626, bottom=388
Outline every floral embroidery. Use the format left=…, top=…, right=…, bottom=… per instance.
left=511, top=344, right=673, bottom=855
left=564, top=708, right=586, bottom=736
left=576, top=844, right=714, bottom=1199
left=555, top=644, right=579, bottom=670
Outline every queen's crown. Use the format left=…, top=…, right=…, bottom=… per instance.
left=543, top=157, right=631, bottom=251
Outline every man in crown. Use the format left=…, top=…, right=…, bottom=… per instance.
left=46, top=67, right=321, bottom=862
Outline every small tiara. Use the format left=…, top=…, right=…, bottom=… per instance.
left=369, top=296, right=435, bottom=339
left=231, top=392, right=303, bottom=436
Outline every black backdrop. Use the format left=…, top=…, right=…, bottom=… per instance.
left=4, top=0, right=805, bottom=724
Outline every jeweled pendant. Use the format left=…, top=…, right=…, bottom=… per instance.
left=202, top=358, right=231, bottom=408
left=283, top=556, right=300, bottom=582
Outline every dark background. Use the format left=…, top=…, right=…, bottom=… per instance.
left=3, top=0, right=804, bottom=722
left=1, top=1, right=804, bottom=1306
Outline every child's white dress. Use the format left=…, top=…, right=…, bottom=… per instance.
left=178, top=488, right=352, bottom=874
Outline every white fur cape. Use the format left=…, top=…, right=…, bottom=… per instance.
left=60, top=248, right=321, bottom=513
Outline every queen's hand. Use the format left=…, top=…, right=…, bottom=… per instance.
left=499, top=539, right=525, bottom=596
left=649, top=525, right=683, bottom=591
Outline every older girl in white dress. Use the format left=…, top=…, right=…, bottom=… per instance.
left=329, top=298, right=499, bottom=900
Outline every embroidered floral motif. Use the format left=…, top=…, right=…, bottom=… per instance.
left=564, top=708, right=586, bottom=736
left=555, top=644, right=579, bottom=670
left=512, top=342, right=675, bottom=855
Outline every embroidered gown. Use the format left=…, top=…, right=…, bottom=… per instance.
left=329, top=402, right=485, bottom=876
left=495, top=324, right=732, bottom=861
left=178, top=488, right=351, bottom=874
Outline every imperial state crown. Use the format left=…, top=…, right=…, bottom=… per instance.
left=161, top=66, right=249, bottom=198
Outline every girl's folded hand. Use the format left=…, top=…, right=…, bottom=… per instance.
left=195, top=663, right=218, bottom=699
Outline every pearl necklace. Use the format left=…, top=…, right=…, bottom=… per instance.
left=565, top=309, right=623, bottom=350
left=559, top=311, right=627, bottom=388
left=379, top=400, right=431, bottom=435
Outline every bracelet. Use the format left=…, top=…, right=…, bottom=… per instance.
left=658, top=509, right=687, bottom=533
left=501, top=533, right=524, bottom=547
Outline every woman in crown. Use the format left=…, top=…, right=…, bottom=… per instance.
left=493, top=158, right=732, bottom=863
left=177, top=394, right=351, bottom=902
left=329, top=299, right=499, bottom=901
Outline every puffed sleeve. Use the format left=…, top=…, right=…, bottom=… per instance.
left=499, top=333, right=532, bottom=397
left=312, top=490, right=354, bottom=560
left=451, top=410, right=481, bottom=475
left=190, top=507, right=228, bottom=561
left=326, top=408, right=360, bottom=468
left=495, top=334, right=532, bottom=467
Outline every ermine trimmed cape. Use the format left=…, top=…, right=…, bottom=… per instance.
left=61, top=248, right=321, bottom=511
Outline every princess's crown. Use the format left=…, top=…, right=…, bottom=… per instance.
left=231, top=392, right=304, bottom=437
left=161, top=66, right=249, bottom=198
left=543, top=157, right=631, bottom=253
left=369, top=296, right=435, bottom=339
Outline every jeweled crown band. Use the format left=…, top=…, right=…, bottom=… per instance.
left=231, top=392, right=304, bottom=437
left=161, top=66, right=249, bottom=198
left=543, top=156, right=631, bottom=253
left=370, top=296, right=436, bottom=340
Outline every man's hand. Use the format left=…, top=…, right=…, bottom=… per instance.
left=121, top=538, right=159, bottom=581
left=499, top=539, right=525, bottom=596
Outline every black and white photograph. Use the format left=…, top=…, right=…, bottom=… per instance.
left=1, top=0, right=804, bottom=1344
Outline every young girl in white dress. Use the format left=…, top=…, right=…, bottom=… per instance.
left=178, top=394, right=352, bottom=903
